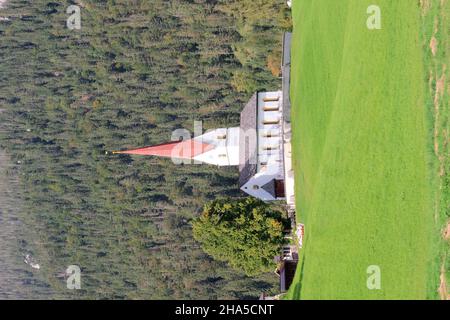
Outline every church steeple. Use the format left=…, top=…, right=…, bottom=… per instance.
left=114, top=127, right=241, bottom=166
left=113, top=139, right=214, bottom=160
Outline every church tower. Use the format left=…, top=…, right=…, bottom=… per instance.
left=114, top=127, right=241, bottom=167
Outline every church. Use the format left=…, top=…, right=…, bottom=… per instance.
left=114, top=33, right=295, bottom=211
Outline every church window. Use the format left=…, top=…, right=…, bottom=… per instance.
left=263, top=105, right=280, bottom=112
left=263, top=97, right=279, bottom=102
left=263, top=119, right=280, bottom=125
left=263, top=132, right=278, bottom=138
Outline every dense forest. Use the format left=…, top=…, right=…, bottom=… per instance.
left=0, top=0, right=291, bottom=299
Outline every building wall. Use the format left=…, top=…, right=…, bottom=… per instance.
left=193, top=127, right=240, bottom=166
left=257, top=91, right=284, bottom=182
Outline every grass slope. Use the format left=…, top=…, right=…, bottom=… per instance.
left=288, top=0, right=437, bottom=299
left=420, top=0, right=450, bottom=300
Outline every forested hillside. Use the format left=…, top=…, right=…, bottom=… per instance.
left=0, top=0, right=290, bottom=299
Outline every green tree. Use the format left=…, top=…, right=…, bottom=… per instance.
left=192, top=198, right=290, bottom=276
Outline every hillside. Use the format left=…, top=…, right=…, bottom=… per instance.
left=0, top=0, right=291, bottom=299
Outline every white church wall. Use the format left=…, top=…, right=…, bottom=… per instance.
left=258, top=136, right=282, bottom=153
left=259, top=128, right=280, bottom=138
left=226, top=127, right=241, bottom=165
left=193, top=127, right=240, bottom=166
left=255, top=91, right=284, bottom=182
left=241, top=169, right=279, bottom=201
left=259, top=91, right=282, bottom=101
left=261, top=111, right=280, bottom=124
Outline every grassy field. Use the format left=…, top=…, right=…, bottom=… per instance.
left=288, top=0, right=449, bottom=299
left=420, top=0, right=450, bottom=300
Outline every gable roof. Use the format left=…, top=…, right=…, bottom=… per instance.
left=239, top=93, right=258, bottom=187
left=261, top=179, right=276, bottom=198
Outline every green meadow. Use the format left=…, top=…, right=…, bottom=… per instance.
left=288, top=0, right=449, bottom=299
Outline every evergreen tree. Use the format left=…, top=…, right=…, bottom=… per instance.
left=193, top=198, right=290, bottom=276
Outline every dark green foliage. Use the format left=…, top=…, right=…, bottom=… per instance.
left=193, top=198, right=290, bottom=276
left=0, top=0, right=289, bottom=299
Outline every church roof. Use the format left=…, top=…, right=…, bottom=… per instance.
left=113, top=139, right=213, bottom=159
left=239, top=93, right=258, bottom=187
left=262, top=179, right=276, bottom=198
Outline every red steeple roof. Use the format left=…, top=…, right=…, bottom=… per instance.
left=113, top=139, right=213, bottom=159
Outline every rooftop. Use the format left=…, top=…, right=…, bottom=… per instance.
left=239, top=93, right=258, bottom=187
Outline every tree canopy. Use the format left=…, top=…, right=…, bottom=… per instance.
left=193, top=198, right=290, bottom=276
